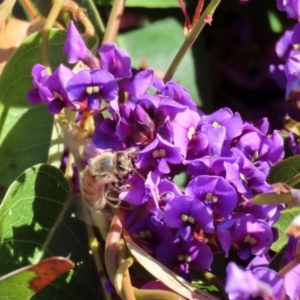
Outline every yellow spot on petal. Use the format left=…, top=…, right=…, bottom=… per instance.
left=93, top=86, right=100, bottom=93
left=53, top=91, right=63, bottom=100
left=251, top=151, right=259, bottom=162
left=187, top=126, right=195, bottom=140
left=212, top=195, right=218, bottom=203
left=212, top=121, right=221, bottom=128
left=205, top=193, right=212, bottom=200
left=184, top=255, right=192, bottom=263
left=86, top=86, right=93, bottom=94
left=188, top=216, right=195, bottom=224
left=240, top=173, right=247, bottom=183
left=244, top=234, right=257, bottom=245
left=158, top=149, right=166, bottom=157
left=181, top=214, right=188, bottom=221
left=152, top=150, right=159, bottom=158
left=145, top=230, right=152, bottom=238
left=177, top=254, right=184, bottom=261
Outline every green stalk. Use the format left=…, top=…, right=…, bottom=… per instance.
left=102, top=0, right=125, bottom=43
left=163, top=0, right=221, bottom=82
left=41, top=0, right=64, bottom=74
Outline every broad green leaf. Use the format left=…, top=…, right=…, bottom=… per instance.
left=0, top=164, right=69, bottom=275
left=95, top=0, right=179, bottom=7
left=271, top=206, right=300, bottom=252
left=119, top=18, right=203, bottom=106
left=0, top=29, right=68, bottom=194
left=268, top=155, right=300, bottom=188
left=268, top=156, right=300, bottom=251
left=0, top=256, right=74, bottom=299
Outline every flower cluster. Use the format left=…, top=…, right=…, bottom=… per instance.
left=225, top=237, right=300, bottom=300
left=28, top=22, right=285, bottom=282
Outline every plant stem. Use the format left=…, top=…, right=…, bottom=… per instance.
left=102, top=0, right=125, bottom=43
left=163, top=0, right=221, bottom=82
left=105, top=207, right=127, bottom=289
left=286, top=173, right=300, bottom=187
left=42, top=0, right=64, bottom=74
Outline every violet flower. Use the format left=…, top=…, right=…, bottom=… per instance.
left=153, top=77, right=196, bottom=110
left=119, top=69, right=154, bottom=97
left=164, top=195, right=214, bottom=241
left=66, top=69, right=118, bottom=109
left=98, top=42, right=132, bottom=78
left=38, top=64, right=76, bottom=114
left=156, top=237, right=213, bottom=280
left=135, top=134, right=184, bottom=174
left=27, top=64, right=49, bottom=104
left=185, top=175, right=238, bottom=217
left=225, top=262, right=284, bottom=300
left=63, top=21, right=100, bottom=69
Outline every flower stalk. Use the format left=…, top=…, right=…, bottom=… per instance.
left=163, top=0, right=221, bottom=82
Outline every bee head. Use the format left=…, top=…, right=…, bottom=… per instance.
left=116, top=152, right=132, bottom=173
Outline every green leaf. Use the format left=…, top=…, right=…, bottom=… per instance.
left=271, top=206, right=300, bottom=252
left=0, top=164, right=69, bottom=275
left=0, top=256, right=74, bottom=299
left=268, top=155, right=300, bottom=188
left=268, top=156, right=300, bottom=251
left=119, top=18, right=203, bottom=106
left=95, top=0, right=179, bottom=7
left=0, top=164, right=99, bottom=299
left=0, top=29, right=68, bottom=194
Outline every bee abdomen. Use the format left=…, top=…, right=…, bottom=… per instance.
left=81, top=168, right=106, bottom=210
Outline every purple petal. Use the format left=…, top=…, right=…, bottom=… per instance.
left=98, top=42, right=131, bottom=78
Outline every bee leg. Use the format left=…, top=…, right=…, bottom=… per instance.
left=105, top=189, right=120, bottom=208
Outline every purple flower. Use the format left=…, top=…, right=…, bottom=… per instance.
left=119, top=174, right=146, bottom=206
left=91, top=112, right=124, bottom=150
left=236, top=130, right=284, bottom=166
left=127, top=214, right=173, bottom=253
left=156, top=237, right=213, bottom=279
left=192, top=108, right=243, bottom=157
left=276, top=0, right=300, bottom=19
left=63, top=21, right=99, bottom=69
left=119, top=69, right=154, bottom=97
left=185, top=155, right=236, bottom=178
left=185, top=175, right=238, bottom=217
left=231, top=214, right=274, bottom=260
left=153, top=78, right=196, bottom=110
left=135, top=134, right=184, bottom=174
left=225, top=262, right=284, bottom=300
left=224, top=148, right=271, bottom=197
left=66, top=69, right=118, bottom=109
left=27, top=64, right=49, bottom=104
left=276, top=29, right=293, bottom=61
left=98, top=42, right=132, bottom=78
left=164, top=195, right=214, bottom=241
left=171, top=109, right=201, bottom=157
left=285, top=49, right=300, bottom=78
left=38, top=64, right=76, bottom=114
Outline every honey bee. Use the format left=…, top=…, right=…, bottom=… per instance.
left=80, top=147, right=139, bottom=211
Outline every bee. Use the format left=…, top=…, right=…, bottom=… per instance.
left=81, top=147, right=139, bottom=211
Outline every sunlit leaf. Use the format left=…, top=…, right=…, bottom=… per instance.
left=0, top=256, right=74, bottom=299
left=267, top=156, right=300, bottom=251
left=0, top=164, right=99, bottom=299
left=272, top=206, right=300, bottom=252
left=0, top=29, right=67, bottom=194
left=0, top=164, right=69, bottom=274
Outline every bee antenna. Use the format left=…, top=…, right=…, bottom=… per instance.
left=132, top=167, right=145, bottom=180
